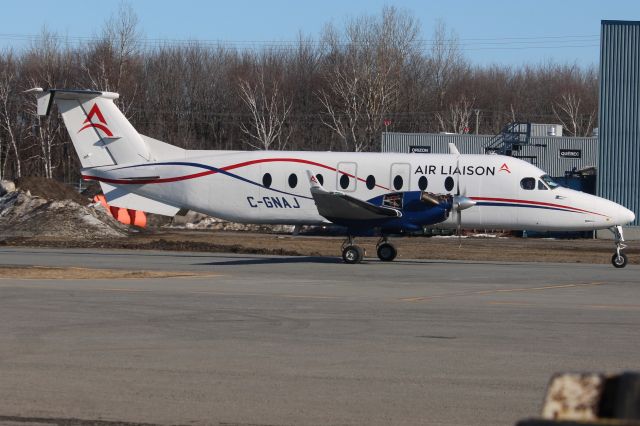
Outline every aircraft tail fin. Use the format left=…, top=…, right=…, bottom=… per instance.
left=28, top=88, right=151, bottom=168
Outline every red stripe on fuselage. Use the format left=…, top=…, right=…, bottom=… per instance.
left=83, top=157, right=391, bottom=190
left=471, top=196, right=608, bottom=217
left=221, top=157, right=389, bottom=190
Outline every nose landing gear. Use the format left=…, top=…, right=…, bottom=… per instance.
left=610, top=225, right=628, bottom=268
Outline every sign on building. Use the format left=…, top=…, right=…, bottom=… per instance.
left=559, top=149, right=582, bottom=159
left=409, top=146, right=431, bottom=153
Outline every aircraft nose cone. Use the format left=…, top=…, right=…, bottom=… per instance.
left=615, top=204, right=636, bottom=225
left=623, top=207, right=636, bottom=224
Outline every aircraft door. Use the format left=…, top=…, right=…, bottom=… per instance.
left=390, top=163, right=411, bottom=192
left=336, top=162, right=357, bottom=192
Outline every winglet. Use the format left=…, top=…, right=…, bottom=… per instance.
left=448, top=143, right=460, bottom=155
left=306, top=170, right=327, bottom=193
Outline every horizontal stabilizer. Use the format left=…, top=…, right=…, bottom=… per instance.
left=99, top=182, right=180, bottom=216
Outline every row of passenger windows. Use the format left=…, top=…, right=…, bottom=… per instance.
left=264, top=172, right=560, bottom=192
left=261, top=172, right=451, bottom=192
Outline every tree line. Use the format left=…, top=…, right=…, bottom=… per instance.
left=0, top=4, right=598, bottom=182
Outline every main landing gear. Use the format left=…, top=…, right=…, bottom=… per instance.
left=342, top=236, right=365, bottom=264
left=376, top=236, right=397, bottom=262
left=610, top=225, right=628, bottom=268
left=341, top=236, right=398, bottom=264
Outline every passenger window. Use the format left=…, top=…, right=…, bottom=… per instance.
left=393, top=175, right=403, bottom=191
left=288, top=173, right=298, bottom=188
left=418, top=176, right=428, bottom=191
left=263, top=173, right=272, bottom=188
left=339, top=174, right=350, bottom=190
left=538, top=180, right=548, bottom=190
left=366, top=175, right=376, bottom=190
left=520, top=177, right=535, bottom=190
left=444, top=176, right=454, bottom=192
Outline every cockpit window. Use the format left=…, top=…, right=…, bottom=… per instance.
left=540, top=174, right=560, bottom=189
left=520, top=177, right=535, bottom=190
left=538, top=180, right=548, bottom=190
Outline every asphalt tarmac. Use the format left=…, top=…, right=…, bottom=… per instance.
left=0, top=247, right=639, bottom=426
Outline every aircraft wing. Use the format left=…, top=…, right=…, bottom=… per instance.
left=306, top=171, right=401, bottom=222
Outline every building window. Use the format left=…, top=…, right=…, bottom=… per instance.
left=262, top=173, right=272, bottom=188
left=418, top=176, right=428, bottom=191
left=288, top=173, right=298, bottom=188
left=366, top=175, right=376, bottom=190
left=393, top=175, right=403, bottom=191
left=339, top=174, right=350, bottom=189
left=520, top=177, right=535, bottom=190
left=445, top=176, right=454, bottom=192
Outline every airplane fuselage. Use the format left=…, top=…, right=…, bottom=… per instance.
left=86, top=150, right=633, bottom=232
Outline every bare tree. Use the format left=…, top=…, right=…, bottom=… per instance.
left=238, top=69, right=292, bottom=150
left=318, top=6, right=419, bottom=151
left=0, top=53, right=21, bottom=178
left=552, top=92, right=595, bottom=137
left=435, top=95, right=475, bottom=133
left=83, top=1, right=141, bottom=116
left=427, top=20, right=466, bottom=108
left=0, top=6, right=604, bottom=180
left=22, top=28, right=67, bottom=178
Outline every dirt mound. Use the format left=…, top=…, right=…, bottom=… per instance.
left=169, top=211, right=295, bottom=233
left=0, top=190, right=128, bottom=240
left=15, top=176, right=89, bottom=205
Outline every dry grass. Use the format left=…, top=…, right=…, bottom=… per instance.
left=0, top=266, right=210, bottom=280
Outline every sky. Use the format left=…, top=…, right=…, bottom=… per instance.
left=2, top=0, right=640, bottom=67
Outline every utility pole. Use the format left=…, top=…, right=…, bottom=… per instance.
left=474, top=109, right=480, bottom=135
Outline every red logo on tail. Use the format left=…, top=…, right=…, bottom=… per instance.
left=78, top=104, right=113, bottom=136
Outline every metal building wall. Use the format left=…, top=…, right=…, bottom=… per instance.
left=381, top=132, right=493, bottom=154
left=598, top=20, right=640, bottom=227
left=382, top=132, right=597, bottom=177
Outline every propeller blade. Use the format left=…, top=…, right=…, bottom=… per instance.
left=457, top=209, right=462, bottom=247
left=455, top=157, right=460, bottom=196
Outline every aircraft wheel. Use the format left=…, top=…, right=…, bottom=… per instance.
left=611, top=252, right=628, bottom=268
left=377, top=243, right=397, bottom=262
left=342, top=245, right=364, bottom=264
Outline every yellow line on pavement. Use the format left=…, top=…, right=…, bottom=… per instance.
left=400, top=282, right=607, bottom=303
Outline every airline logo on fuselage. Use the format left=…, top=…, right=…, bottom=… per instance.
left=78, top=104, right=113, bottom=137
left=414, top=164, right=496, bottom=176
left=499, top=163, right=511, bottom=173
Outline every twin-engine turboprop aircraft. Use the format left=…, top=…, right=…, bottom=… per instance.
left=28, top=88, right=636, bottom=267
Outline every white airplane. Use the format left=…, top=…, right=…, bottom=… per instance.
left=28, top=88, right=636, bottom=267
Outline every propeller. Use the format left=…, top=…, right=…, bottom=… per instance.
left=452, top=156, right=476, bottom=246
